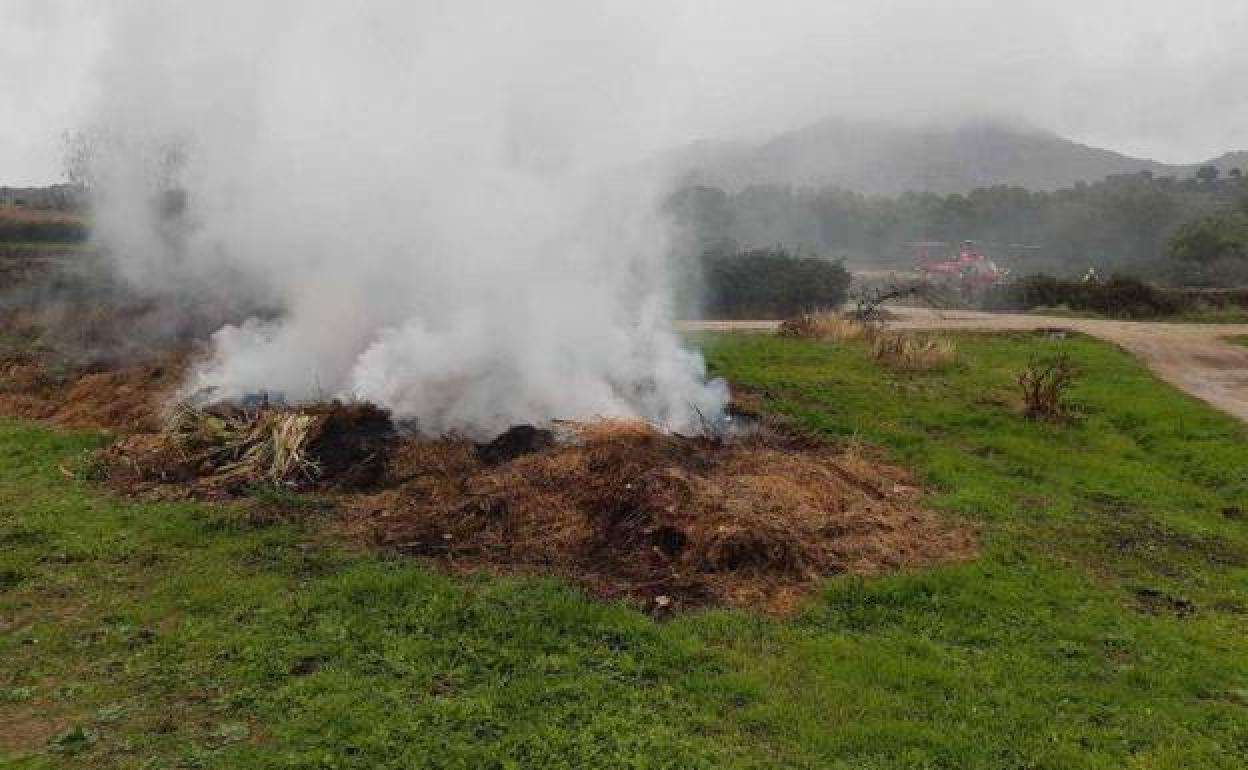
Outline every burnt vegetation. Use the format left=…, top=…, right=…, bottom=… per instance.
left=97, top=406, right=975, bottom=612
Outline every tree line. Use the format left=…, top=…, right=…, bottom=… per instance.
left=691, top=245, right=852, bottom=319
left=665, top=168, right=1247, bottom=282
left=1167, top=196, right=1248, bottom=286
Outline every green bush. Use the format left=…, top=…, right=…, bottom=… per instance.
left=982, top=273, right=1182, bottom=318
left=699, top=246, right=851, bottom=319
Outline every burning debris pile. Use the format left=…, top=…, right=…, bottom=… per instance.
left=0, top=289, right=975, bottom=612
left=0, top=288, right=977, bottom=611
left=346, top=417, right=975, bottom=610
left=97, top=400, right=978, bottom=611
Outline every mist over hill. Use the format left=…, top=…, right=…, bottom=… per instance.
left=660, top=118, right=1248, bottom=282
left=660, top=118, right=1244, bottom=195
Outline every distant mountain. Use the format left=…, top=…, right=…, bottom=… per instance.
left=1206, top=151, right=1248, bottom=176
left=657, top=118, right=1245, bottom=195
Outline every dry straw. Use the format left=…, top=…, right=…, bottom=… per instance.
left=870, top=333, right=957, bottom=370
left=778, top=312, right=874, bottom=342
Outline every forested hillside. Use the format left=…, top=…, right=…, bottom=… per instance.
left=666, top=169, right=1247, bottom=279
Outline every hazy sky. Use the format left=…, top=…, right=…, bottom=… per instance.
left=2, top=0, right=1246, bottom=185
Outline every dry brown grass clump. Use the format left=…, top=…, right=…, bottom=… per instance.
left=347, top=417, right=977, bottom=612
left=870, top=332, right=957, bottom=370
left=779, top=312, right=871, bottom=342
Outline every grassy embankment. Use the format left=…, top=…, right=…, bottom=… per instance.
left=2, top=332, right=1247, bottom=768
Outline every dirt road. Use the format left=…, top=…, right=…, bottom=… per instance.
left=681, top=309, right=1248, bottom=423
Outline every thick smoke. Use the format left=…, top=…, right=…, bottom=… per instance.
left=81, top=1, right=727, bottom=437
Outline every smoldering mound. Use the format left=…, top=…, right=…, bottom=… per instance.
left=90, top=394, right=975, bottom=612
left=0, top=277, right=978, bottom=613
left=75, top=2, right=732, bottom=438
left=0, top=252, right=976, bottom=613
left=347, top=417, right=977, bottom=612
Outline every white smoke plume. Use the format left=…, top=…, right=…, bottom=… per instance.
left=79, top=1, right=728, bottom=437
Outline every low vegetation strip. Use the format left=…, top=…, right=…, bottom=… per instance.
left=2, top=332, right=1247, bottom=768
left=0, top=205, right=87, bottom=244
left=982, top=273, right=1248, bottom=322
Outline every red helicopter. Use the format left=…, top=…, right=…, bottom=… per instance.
left=917, top=241, right=1009, bottom=297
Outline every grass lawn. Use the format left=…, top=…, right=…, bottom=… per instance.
left=3, top=331, right=1247, bottom=768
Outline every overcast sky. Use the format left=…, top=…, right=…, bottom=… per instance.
left=2, top=0, right=1246, bottom=185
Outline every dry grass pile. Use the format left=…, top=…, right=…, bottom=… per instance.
left=0, top=287, right=268, bottom=434
left=59, top=385, right=975, bottom=611
left=0, top=349, right=186, bottom=432
left=870, top=332, right=957, bottom=370
left=0, top=288, right=224, bottom=433
left=104, top=402, right=394, bottom=497
left=348, top=418, right=976, bottom=611
left=778, top=312, right=872, bottom=342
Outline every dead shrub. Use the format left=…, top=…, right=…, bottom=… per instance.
left=779, top=312, right=872, bottom=342
left=870, top=333, right=957, bottom=370
left=1018, top=353, right=1078, bottom=421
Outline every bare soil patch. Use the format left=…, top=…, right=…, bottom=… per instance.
left=0, top=703, right=74, bottom=756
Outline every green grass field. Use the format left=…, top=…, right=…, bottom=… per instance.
left=3, top=332, right=1247, bottom=768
